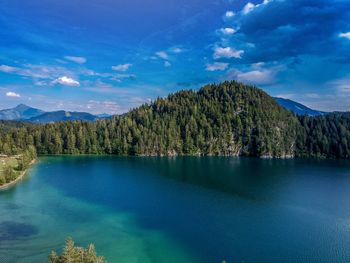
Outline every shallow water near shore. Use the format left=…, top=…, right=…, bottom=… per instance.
left=1, top=156, right=350, bottom=262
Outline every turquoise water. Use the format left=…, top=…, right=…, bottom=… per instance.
left=1, top=156, right=350, bottom=262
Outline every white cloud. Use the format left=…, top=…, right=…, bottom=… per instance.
left=84, top=80, right=130, bottom=94
left=251, top=62, right=265, bottom=69
left=171, top=47, right=183, bottom=53
left=6, top=91, right=20, bottom=97
left=0, top=64, right=74, bottom=80
left=227, top=64, right=285, bottom=85
left=236, top=70, right=273, bottom=84
left=225, top=11, right=235, bottom=18
left=214, top=47, right=244, bottom=59
left=52, top=76, right=80, bottom=87
left=156, top=51, right=169, bottom=60
left=242, top=2, right=256, bottom=14
left=241, top=0, right=272, bottom=15
left=164, top=61, right=171, bottom=67
left=112, top=73, right=136, bottom=82
left=112, top=63, right=132, bottom=72
left=86, top=100, right=121, bottom=114
left=339, top=32, right=350, bottom=40
left=0, top=65, right=18, bottom=73
left=329, top=76, right=350, bottom=94
left=81, top=69, right=98, bottom=76
left=220, top=28, right=236, bottom=35
left=64, top=56, right=87, bottom=64
left=34, top=80, right=49, bottom=86
left=206, top=62, right=229, bottom=71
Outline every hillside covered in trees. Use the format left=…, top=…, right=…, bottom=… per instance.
left=296, top=113, right=350, bottom=158
left=0, top=81, right=349, bottom=159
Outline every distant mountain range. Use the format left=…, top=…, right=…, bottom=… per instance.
left=0, top=104, right=45, bottom=120
left=28, top=111, right=98, bottom=123
left=0, top=98, right=327, bottom=123
left=273, top=98, right=326, bottom=116
left=0, top=104, right=111, bottom=123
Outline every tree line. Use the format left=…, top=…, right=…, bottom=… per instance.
left=296, top=113, right=350, bottom=158
left=0, top=81, right=349, bottom=159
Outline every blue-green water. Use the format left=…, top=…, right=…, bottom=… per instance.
left=1, top=157, right=350, bottom=263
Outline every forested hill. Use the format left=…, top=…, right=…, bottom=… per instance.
left=123, top=82, right=298, bottom=157
left=0, top=81, right=298, bottom=158
left=296, top=113, right=350, bottom=158
left=0, top=81, right=349, bottom=158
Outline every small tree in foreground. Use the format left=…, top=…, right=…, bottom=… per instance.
left=49, top=238, right=106, bottom=263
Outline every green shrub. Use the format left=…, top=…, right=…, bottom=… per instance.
left=3, top=165, right=16, bottom=183
left=0, top=174, right=5, bottom=185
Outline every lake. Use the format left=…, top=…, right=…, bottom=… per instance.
left=1, top=156, right=350, bottom=262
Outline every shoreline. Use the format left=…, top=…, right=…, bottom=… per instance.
left=0, top=159, right=36, bottom=191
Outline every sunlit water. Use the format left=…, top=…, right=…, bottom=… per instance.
left=1, top=156, right=350, bottom=262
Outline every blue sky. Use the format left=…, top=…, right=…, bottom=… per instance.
left=0, top=0, right=350, bottom=114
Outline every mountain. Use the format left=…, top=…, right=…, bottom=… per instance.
left=273, top=97, right=326, bottom=116
left=28, top=111, right=97, bottom=123
left=0, top=104, right=45, bottom=120
left=0, top=104, right=106, bottom=123
left=1, top=96, right=325, bottom=123
left=96, top=113, right=112, bottom=119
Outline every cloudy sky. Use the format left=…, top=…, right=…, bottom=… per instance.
left=0, top=0, right=349, bottom=114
